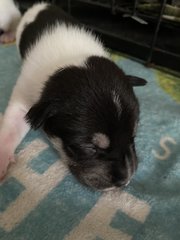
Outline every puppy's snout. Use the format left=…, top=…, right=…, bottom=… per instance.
left=124, top=146, right=138, bottom=184
left=129, top=144, right=138, bottom=173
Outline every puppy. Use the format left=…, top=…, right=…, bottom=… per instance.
left=0, top=3, right=146, bottom=190
left=0, top=0, right=21, bottom=43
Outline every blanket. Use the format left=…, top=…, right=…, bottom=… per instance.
left=0, top=44, right=180, bottom=240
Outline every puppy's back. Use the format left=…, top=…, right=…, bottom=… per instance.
left=14, top=3, right=107, bottom=107
left=16, top=3, right=78, bottom=59
left=16, top=3, right=107, bottom=61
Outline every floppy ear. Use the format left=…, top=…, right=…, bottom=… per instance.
left=26, top=101, right=58, bottom=129
left=127, top=75, right=147, bottom=86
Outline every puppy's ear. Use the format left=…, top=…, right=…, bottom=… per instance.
left=127, top=75, right=147, bottom=86
left=26, top=101, right=58, bottom=129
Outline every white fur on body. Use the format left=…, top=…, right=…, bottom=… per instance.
left=0, top=3, right=108, bottom=178
left=0, top=0, right=21, bottom=43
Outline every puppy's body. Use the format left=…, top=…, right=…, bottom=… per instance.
left=0, top=0, right=21, bottom=43
left=14, top=3, right=107, bottom=107
left=0, top=3, right=146, bottom=189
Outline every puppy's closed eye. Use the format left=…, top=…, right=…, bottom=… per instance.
left=67, top=144, right=97, bottom=158
left=84, top=144, right=97, bottom=156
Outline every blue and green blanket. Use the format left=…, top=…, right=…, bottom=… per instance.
left=0, top=44, right=180, bottom=240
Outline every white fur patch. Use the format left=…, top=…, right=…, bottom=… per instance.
left=112, top=90, right=121, bottom=117
left=0, top=0, right=21, bottom=31
left=92, top=133, right=110, bottom=149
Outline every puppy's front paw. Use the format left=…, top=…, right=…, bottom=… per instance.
left=0, top=150, right=15, bottom=180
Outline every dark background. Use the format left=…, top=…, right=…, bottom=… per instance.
left=17, top=0, right=180, bottom=74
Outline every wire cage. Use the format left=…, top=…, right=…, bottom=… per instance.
left=63, top=0, right=180, bottom=73
left=19, top=0, right=180, bottom=73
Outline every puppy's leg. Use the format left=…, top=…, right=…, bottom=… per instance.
left=0, top=102, right=30, bottom=179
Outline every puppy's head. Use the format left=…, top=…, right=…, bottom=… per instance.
left=26, top=56, right=147, bottom=190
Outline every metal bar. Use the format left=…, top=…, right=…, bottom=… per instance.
left=133, top=0, right=139, bottom=15
left=92, top=26, right=180, bottom=74
left=147, top=0, right=167, bottom=64
left=111, top=0, right=116, bottom=15
left=76, top=0, right=111, bottom=9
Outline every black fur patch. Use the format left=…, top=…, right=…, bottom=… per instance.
left=26, top=56, right=145, bottom=189
left=19, top=5, right=79, bottom=59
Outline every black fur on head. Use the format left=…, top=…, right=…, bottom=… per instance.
left=26, top=56, right=147, bottom=190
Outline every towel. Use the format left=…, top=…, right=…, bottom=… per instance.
left=0, top=44, right=180, bottom=240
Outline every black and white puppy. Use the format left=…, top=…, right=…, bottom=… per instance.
left=0, top=3, right=147, bottom=190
